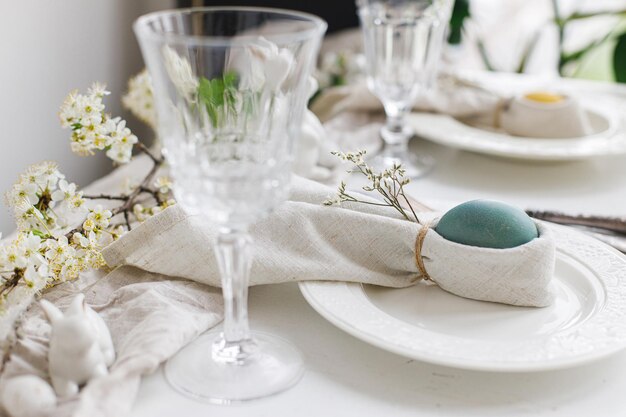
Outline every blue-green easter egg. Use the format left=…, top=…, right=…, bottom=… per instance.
left=435, top=200, right=538, bottom=249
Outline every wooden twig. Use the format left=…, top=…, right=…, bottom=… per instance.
left=83, top=194, right=127, bottom=201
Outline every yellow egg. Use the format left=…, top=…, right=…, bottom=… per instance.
left=524, top=92, right=565, bottom=104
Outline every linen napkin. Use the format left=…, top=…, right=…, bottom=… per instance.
left=102, top=176, right=555, bottom=307
left=310, top=74, right=500, bottom=123
left=310, top=74, right=593, bottom=139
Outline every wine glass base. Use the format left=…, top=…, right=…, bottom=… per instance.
left=369, top=150, right=434, bottom=179
left=164, top=330, right=304, bottom=404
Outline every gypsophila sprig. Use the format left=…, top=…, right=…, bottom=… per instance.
left=324, top=150, right=420, bottom=223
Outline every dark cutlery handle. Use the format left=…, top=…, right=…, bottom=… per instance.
left=526, top=210, right=626, bottom=236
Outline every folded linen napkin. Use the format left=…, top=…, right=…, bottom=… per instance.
left=310, top=74, right=500, bottom=123
left=103, top=176, right=555, bottom=307
left=310, top=74, right=593, bottom=139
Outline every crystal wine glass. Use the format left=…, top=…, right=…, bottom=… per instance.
left=134, top=7, right=326, bottom=403
left=357, top=0, right=452, bottom=178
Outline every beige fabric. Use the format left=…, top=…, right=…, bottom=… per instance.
left=103, top=176, right=555, bottom=307
left=422, top=221, right=556, bottom=307
left=310, top=77, right=500, bottom=123
left=310, top=78, right=594, bottom=139
left=0, top=266, right=222, bottom=417
left=102, top=176, right=422, bottom=289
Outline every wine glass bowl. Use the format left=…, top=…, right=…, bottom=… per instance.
left=357, top=0, right=452, bottom=178
left=134, top=7, right=326, bottom=403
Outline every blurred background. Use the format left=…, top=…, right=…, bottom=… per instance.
left=1, top=0, right=625, bottom=232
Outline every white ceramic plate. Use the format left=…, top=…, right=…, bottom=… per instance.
left=299, top=224, right=626, bottom=372
left=407, top=103, right=626, bottom=160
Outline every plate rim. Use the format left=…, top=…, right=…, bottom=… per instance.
left=407, top=101, right=626, bottom=161
left=299, top=224, right=626, bottom=372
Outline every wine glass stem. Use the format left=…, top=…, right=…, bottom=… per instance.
left=381, top=101, right=411, bottom=149
left=213, top=228, right=254, bottom=363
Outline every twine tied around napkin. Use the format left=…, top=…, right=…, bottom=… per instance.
left=414, top=221, right=434, bottom=282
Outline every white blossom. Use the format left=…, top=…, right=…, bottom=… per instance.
left=7, top=182, right=38, bottom=206
left=106, top=143, right=134, bottom=164
left=51, top=179, right=77, bottom=202
left=133, top=203, right=147, bottom=222
left=122, top=69, right=157, bottom=129
left=59, top=83, right=138, bottom=164
left=230, top=37, right=294, bottom=93
left=154, top=176, right=172, bottom=195
left=162, top=46, right=199, bottom=102
left=87, top=205, right=113, bottom=230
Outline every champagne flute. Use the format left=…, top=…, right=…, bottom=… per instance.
left=357, top=0, right=452, bottom=178
left=134, top=7, right=326, bottom=403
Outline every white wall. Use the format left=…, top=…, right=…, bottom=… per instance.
left=0, top=0, right=173, bottom=234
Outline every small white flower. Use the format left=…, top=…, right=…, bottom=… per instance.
left=88, top=82, right=110, bottom=98
left=106, top=142, right=134, bottom=164
left=24, top=263, right=49, bottom=288
left=154, top=176, right=173, bottom=195
left=72, top=232, right=90, bottom=248
left=82, top=231, right=101, bottom=248
left=82, top=218, right=96, bottom=232
left=68, top=192, right=86, bottom=211
left=8, top=182, right=39, bottom=206
left=45, top=236, right=71, bottom=261
left=19, top=233, right=42, bottom=258
left=51, top=179, right=77, bottom=202
left=87, top=205, right=113, bottom=229
left=133, top=204, right=146, bottom=222
left=5, top=244, right=28, bottom=270
left=14, top=206, right=40, bottom=231
left=30, top=161, right=65, bottom=189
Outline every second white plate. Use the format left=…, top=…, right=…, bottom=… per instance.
left=407, top=102, right=626, bottom=160
left=300, top=224, right=626, bottom=372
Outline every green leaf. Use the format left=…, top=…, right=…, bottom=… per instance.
left=198, top=76, right=224, bottom=127
left=476, top=38, right=496, bottom=72
left=613, top=32, right=626, bottom=83
left=222, top=71, right=239, bottom=115
left=516, top=31, right=541, bottom=74
left=222, top=71, right=238, bottom=89
left=560, top=31, right=612, bottom=74
left=31, top=229, right=49, bottom=239
left=197, top=72, right=243, bottom=127
left=448, top=0, right=470, bottom=45
left=564, top=10, right=626, bottom=24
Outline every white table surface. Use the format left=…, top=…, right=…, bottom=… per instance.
left=131, top=132, right=626, bottom=417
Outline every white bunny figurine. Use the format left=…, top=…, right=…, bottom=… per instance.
left=294, top=77, right=340, bottom=181
left=40, top=294, right=115, bottom=397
